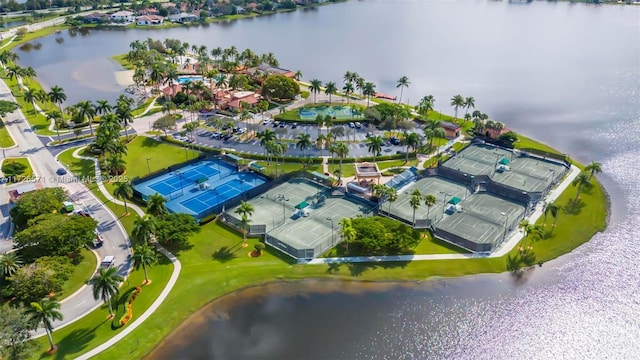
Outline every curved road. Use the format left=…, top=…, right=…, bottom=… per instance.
left=0, top=77, right=133, bottom=335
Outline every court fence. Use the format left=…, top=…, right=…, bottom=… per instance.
left=433, top=227, right=492, bottom=253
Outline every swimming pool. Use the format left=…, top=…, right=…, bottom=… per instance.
left=177, top=75, right=204, bottom=84
left=134, top=160, right=267, bottom=219
left=298, top=105, right=363, bottom=120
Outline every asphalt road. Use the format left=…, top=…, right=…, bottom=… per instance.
left=0, top=78, right=132, bottom=334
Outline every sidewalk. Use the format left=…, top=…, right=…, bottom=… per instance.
left=71, top=148, right=182, bottom=359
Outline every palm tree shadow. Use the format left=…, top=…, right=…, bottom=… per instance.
left=563, top=199, right=585, bottom=215
left=326, top=262, right=343, bottom=274
left=212, top=246, right=237, bottom=263
left=50, top=320, right=106, bottom=359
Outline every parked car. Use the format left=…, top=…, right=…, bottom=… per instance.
left=262, top=118, right=272, bottom=125
left=279, top=122, right=287, bottom=128
left=366, top=132, right=374, bottom=138
left=272, top=121, right=280, bottom=127
left=355, top=122, right=362, bottom=129
left=390, top=137, right=401, bottom=145
left=211, top=132, right=221, bottom=139
left=100, top=256, right=115, bottom=268
left=222, top=133, right=233, bottom=140
left=348, top=122, right=355, bottom=128
left=199, top=131, right=212, bottom=137
left=291, top=122, right=298, bottom=129
left=237, top=127, right=248, bottom=135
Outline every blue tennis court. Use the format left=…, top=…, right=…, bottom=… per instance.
left=148, top=165, right=220, bottom=196
left=180, top=179, right=247, bottom=214
left=135, top=159, right=267, bottom=219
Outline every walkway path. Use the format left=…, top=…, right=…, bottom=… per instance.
left=71, top=148, right=182, bottom=360
left=302, top=164, right=581, bottom=265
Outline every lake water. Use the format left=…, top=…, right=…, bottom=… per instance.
left=16, top=0, right=640, bottom=358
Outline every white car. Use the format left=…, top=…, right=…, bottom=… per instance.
left=237, top=127, right=248, bottom=135
left=262, top=118, right=272, bottom=125
left=100, top=256, right=115, bottom=268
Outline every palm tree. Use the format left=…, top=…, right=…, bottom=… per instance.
left=343, top=71, right=353, bottom=85
left=26, top=298, right=63, bottom=352
left=450, top=94, right=465, bottom=119
left=257, top=129, right=277, bottom=164
left=572, top=171, right=592, bottom=202
left=402, top=131, right=421, bottom=162
left=385, top=186, right=398, bottom=214
left=95, top=100, right=112, bottom=115
left=424, top=194, right=437, bottom=224
left=112, top=181, right=133, bottom=215
left=366, top=135, right=384, bottom=162
left=294, top=70, right=303, bottom=81
left=362, top=82, right=376, bottom=107
left=133, top=244, right=156, bottom=284
left=77, top=100, right=96, bottom=135
left=324, top=82, right=337, bottom=104
left=296, top=133, right=312, bottom=157
left=309, top=79, right=322, bottom=104
left=47, top=85, right=66, bottom=113
left=331, top=142, right=349, bottom=182
left=133, top=215, right=156, bottom=245
left=234, top=201, right=254, bottom=246
left=23, top=87, right=37, bottom=111
left=339, top=217, right=356, bottom=254
left=410, top=190, right=422, bottom=226
left=147, top=193, right=167, bottom=217
left=87, top=267, right=124, bottom=317
left=342, top=83, right=354, bottom=105
left=585, top=161, right=602, bottom=181
left=396, top=76, right=410, bottom=104
left=316, top=134, right=326, bottom=156
left=548, top=202, right=561, bottom=233
left=47, top=110, right=64, bottom=142
left=521, top=220, right=544, bottom=246
left=417, top=95, right=435, bottom=116
left=0, top=252, right=21, bottom=300
left=464, top=96, right=475, bottom=116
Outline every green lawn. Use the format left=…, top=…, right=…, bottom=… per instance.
left=0, top=121, right=14, bottom=147
left=98, top=169, right=607, bottom=359
left=110, top=54, right=134, bottom=70
left=253, top=161, right=321, bottom=177
left=377, top=159, right=418, bottom=170
left=2, top=157, right=33, bottom=183
left=35, top=257, right=174, bottom=359
left=328, top=163, right=355, bottom=178
left=59, top=248, right=97, bottom=300
left=131, top=97, right=156, bottom=117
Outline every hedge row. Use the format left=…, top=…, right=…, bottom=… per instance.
left=112, top=286, right=142, bottom=329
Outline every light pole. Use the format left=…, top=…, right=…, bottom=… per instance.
left=177, top=171, right=184, bottom=196
left=146, top=157, right=151, bottom=175
left=326, top=217, right=334, bottom=246
left=275, top=162, right=279, bottom=178
left=184, top=145, right=189, bottom=161
left=501, top=211, right=509, bottom=242
left=440, top=191, right=452, bottom=213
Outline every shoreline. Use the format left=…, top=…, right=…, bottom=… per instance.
left=1, top=12, right=613, bottom=359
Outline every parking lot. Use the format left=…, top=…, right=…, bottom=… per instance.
left=182, top=115, right=419, bottom=158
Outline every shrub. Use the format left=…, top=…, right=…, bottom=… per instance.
left=113, top=286, right=142, bottom=328
left=254, top=243, right=265, bottom=254
left=2, top=160, right=27, bottom=177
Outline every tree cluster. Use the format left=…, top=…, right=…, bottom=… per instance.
left=9, top=187, right=66, bottom=230
left=9, top=256, right=74, bottom=303
left=261, top=75, right=299, bottom=101
left=350, top=217, right=420, bottom=255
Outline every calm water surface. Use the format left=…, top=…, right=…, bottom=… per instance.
left=17, top=1, right=640, bottom=358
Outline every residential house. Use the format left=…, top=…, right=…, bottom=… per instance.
left=84, top=12, right=108, bottom=24
left=221, top=91, right=260, bottom=111
left=252, top=64, right=296, bottom=79
left=246, top=3, right=259, bottom=11
left=138, top=8, right=159, bottom=15
left=161, top=84, right=183, bottom=99
left=483, top=126, right=510, bottom=140
left=167, top=12, right=198, bottom=23
left=136, top=15, right=164, bottom=26
left=440, top=121, right=462, bottom=139
left=235, top=6, right=246, bottom=14
left=110, top=10, right=135, bottom=23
